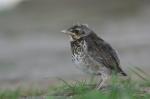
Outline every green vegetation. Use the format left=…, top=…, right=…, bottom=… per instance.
left=0, top=68, right=150, bottom=99
left=49, top=76, right=150, bottom=99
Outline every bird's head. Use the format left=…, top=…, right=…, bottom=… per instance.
left=62, top=24, right=92, bottom=41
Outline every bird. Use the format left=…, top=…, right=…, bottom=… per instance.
left=62, top=24, right=127, bottom=89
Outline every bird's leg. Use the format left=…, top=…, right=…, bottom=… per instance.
left=96, top=77, right=102, bottom=89
left=96, top=74, right=108, bottom=90
left=95, top=73, right=102, bottom=90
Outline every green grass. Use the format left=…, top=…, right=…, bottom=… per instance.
left=0, top=78, right=150, bottom=99
left=49, top=75, right=150, bottom=99
left=0, top=68, right=150, bottom=99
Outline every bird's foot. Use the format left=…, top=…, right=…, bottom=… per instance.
left=96, top=83, right=103, bottom=90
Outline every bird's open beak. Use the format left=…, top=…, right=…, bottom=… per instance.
left=61, top=30, right=73, bottom=35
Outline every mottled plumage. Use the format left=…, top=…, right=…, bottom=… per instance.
left=62, top=24, right=127, bottom=89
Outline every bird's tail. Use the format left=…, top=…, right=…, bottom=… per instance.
left=117, top=66, right=127, bottom=76
left=120, top=71, right=127, bottom=76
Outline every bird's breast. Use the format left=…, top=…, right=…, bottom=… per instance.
left=71, top=40, right=87, bottom=65
left=71, top=40, right=100, bottom=74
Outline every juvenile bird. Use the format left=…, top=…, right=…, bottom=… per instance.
left=62, top=24, right=127, bottom=89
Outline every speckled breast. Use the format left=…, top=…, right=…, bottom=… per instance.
left=71, top=40, right=99, bottom=74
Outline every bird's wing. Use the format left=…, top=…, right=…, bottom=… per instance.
left=85, top=34, right=125, bottom=74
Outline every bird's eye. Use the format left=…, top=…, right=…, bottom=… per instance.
left=73, top=30, right=80, bottom=35
left=74, top=30, right=79, bottom=33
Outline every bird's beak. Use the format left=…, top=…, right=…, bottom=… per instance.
left=61, top=30, right=67, bottom=33
left=61, top=30, right=73, bottom=35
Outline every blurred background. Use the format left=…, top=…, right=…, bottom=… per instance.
left=0, top=0, right=150, bottom=88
